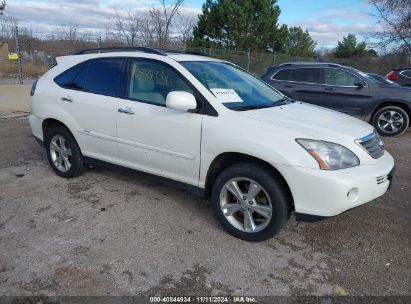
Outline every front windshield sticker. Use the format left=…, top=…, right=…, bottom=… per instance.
left=210, top=88, right=244, bottom=103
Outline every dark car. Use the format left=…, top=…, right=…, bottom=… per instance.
left=261, top=62, right=411, bottom=136
left=367, top=73, right=398, bottom=86
left=386, top=67, right=411, bottom=86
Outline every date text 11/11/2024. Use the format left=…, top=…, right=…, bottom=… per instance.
left=149, top=296, right=257, bottom=303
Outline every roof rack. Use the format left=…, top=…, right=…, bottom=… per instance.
left=155, top=48, right=213, bottom=57
left=278, top=62, right=342, bottom=67
left=73, top=47, right=165, bottom=56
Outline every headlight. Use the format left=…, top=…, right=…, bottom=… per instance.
left=296, top=139, right=360, bottom=170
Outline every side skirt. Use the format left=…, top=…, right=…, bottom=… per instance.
left=83, top=157, right=207, bottom=198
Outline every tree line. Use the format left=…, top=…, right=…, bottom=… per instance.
left=0, top=0, right=409, bottom=60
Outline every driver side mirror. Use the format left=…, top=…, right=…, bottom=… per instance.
left=354, top=80, right=366, bottom=88
left=166, top=91, right=197, bottom=112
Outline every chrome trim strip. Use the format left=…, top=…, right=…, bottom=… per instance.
left=399, top=70, right=411, bottom=79
left=356, top=131, right=377, bottom=143
left=355, top=130, right=384, bottom=159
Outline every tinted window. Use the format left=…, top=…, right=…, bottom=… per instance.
left=83, top=59, right=123, bottom=96
left=324, top=68, right=359, bottom=86
left=273, top=69, right=291, bottom=80
left=71, top=62, right=89, bottom=90
left=127, top=60, right=194, bottom=107
left=289, top=68, right=321, bottom=83
left=54, top=63, right=83, bottom=88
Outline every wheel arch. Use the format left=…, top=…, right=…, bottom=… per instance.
left=204, top=152, right=295, bottom=210
left=42, top=118, right=80, bottom=143
left=370, top=100, right=411, bottom=126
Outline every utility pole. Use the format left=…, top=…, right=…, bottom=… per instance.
left=15, top=25, right=24, bottom=85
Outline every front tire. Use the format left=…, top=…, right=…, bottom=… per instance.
left=45, top=125, right=84, bottom=178
left=211, top=163, right=290, bottom=242
left=372, top=106, right=409, bottom=136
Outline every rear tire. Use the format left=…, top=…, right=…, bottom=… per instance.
left=211, top=163, right=290, bottom=242
left=372, top=106, right=409, bottom=136
left=45, top=125, right=84, bottom=178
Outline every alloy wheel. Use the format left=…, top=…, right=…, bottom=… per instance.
left=49, top=135, right=72, bottom=173
left=377, top=110, right=404, bottom=134
left=219, top=177, right=272, bottom=233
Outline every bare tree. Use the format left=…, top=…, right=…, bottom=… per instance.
left=52, top=23, right=81, bottom=42
left=174, top=12, right=196, bottom=48
left=0, top=15, right=16, bottom=41
left=370, top=0, right=411, bottom=59
left=148, top=0, right=185, bottom=48
left=107, top=10, right=144, bottom=46
left=105, top=0, right=186, bottom=48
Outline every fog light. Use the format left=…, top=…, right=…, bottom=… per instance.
left=347, top=188, right=359, bottom=202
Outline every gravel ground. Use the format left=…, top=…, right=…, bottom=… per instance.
left=0, top=117, right=410, bottom=297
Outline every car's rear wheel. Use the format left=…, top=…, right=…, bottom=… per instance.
left=211, top=163, right=290, bottom=242
left=45, top=125, right=84, bottom=178
left=372, top=106, right=409, bottom=136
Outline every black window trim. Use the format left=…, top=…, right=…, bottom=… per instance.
left=271, top=66, right=368, bottom=88
left=53, top=57, right=127, bottom=98
left=120, top=57, right=218, bottom=117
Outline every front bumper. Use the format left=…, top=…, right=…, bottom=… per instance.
left=275, top=151, right=395, bottom=217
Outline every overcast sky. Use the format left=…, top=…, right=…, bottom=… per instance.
left=5, top=0, right=379, bottom=49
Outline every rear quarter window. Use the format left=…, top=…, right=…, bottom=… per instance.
left=54, top=63, right=83, bottom=88
left=272, top=69, right=291, bottom=80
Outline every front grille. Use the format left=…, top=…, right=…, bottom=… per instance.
left=376, top=175, right=387, bottom=185
left=357, top=131, right=385, bottom=159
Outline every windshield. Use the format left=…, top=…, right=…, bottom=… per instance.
left=180, top=61, right=287, bottom=110
left=367, top=73, right=397, bottom=85
left=352, top=69, right=382, bottom=85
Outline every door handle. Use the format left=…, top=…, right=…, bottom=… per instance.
left=285, top=85, right=294, bottom=88
left=118, top=107, right=135, bottom=115
left=324, top=88, right=335, bottom=91
left=61, top=96, right=73, bottom=102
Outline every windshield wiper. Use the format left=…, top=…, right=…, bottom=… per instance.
left=233, top=104, right=274, bottom=111
left=233, top=98, right=288, bottom=111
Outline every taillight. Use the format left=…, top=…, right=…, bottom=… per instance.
left=386, top=71, right=398, bottom=81
left=30, top=80, right=38, bottom=96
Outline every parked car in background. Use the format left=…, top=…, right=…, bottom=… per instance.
left=386, top=67, right=411, bottom=86
left=367, top=73, right=398, bottom=86
left=261, top=62, right=411, bottom=136
left=30, top=48, right=394, bottom=241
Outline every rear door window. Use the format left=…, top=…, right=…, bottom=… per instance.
left=71, top=62, right=89, bottom=90
left=82, top=59, right=124, bottom=97
left=289, top=68, right=321, bottom=84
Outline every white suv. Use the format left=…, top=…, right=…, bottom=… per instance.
left=29, top=47, right=395, bottom=241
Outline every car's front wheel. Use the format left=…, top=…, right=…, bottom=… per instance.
left=372, top=106, right=409, bottom=136
left=45, top=125, right=84, bottom=178
left=211, top=163, right=290, bottom=242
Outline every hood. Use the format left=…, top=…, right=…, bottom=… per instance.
left=238, top=102, right=374, bottom=141
left=375, top=84, right=411, bottom=96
